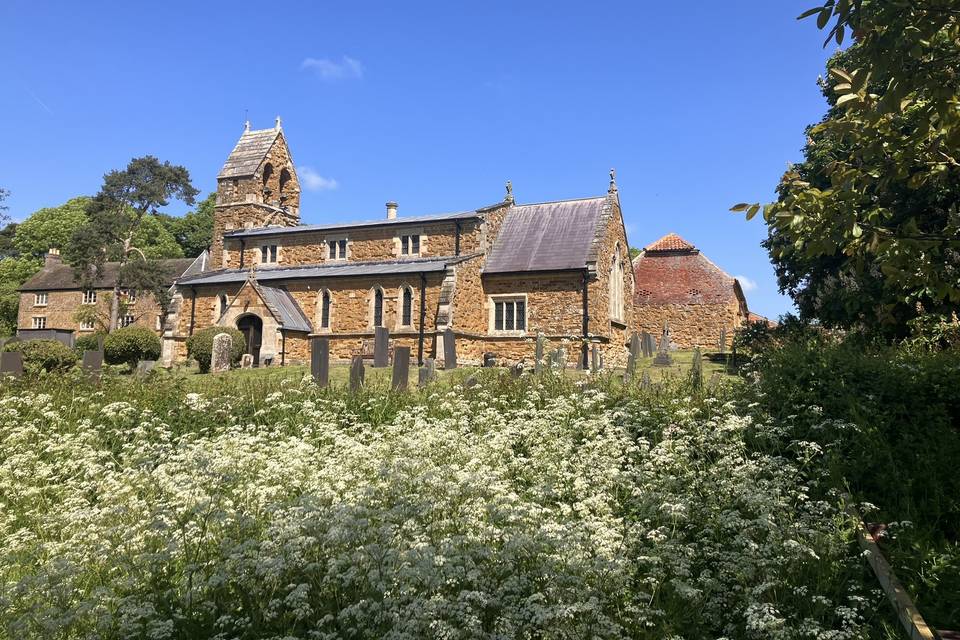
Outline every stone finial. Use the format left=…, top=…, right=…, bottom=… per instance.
left=505, top=180, right=514, bottom=203
left=608, top=168, right=618, bottom=194
left=243, top=120, right=251, bottom=132
left=275, top=115, right=282, bottom=130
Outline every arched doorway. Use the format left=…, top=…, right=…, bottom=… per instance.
left=236, top=314, right=263, bottom=365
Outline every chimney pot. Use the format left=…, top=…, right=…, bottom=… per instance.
left=386, top=201, right=398, bottom=220
left=45, top=248, right=61, bottom=267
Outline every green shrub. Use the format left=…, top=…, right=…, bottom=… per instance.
left=74, top=332, right=105, bottom=354
left=186, top=326, right=246, bottom=373
left=3, top=339, right=78, bottom=373
left=103, top=326, right=161, bottom=367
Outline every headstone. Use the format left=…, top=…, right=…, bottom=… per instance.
left=652, top=328, right=673, bottom=367
left=464, top=374, right=479, bottom=388
left=417, top=357, right=436, bottom=387
left=373, top=327, right=390, bottom=368
left=557, top=347, right=567, bottom=370
left=690, top=346, right=703, bottom=389
left=418, top=366, right=432, bottom=387
left=629, top=332, right=641, bottom=359
left=645, top=332, right=657, bottom=357
left=482, top=352, right=496, bottom=367
left=718, top=327, right=727, bottom=354
left=511, top=362, right=523, bottom=377
left=81, top=350, right=103, bottom=380
left=0, top=352, right=23, bottom=378
left=311, top=337, right=329, bottom=387
left=590, top=345, right=600, bottom=373
left=210, top=332, right=233, bottom=373
left=624, top=352, right=637, bottom=382
left=534, top=332, right=547, bottom=373
left=349, top=355, right=365, bottom=392
left=640, top=369, right=651, bottom=390
left=135, top=360, right=157, bottom=377
left=391, top=346, right=410, bottom=392
left=240, top=354, right=254, bottom=369
left=442, top=327, right=457, bottom=369
left=707, top=371, right=721, bottom=392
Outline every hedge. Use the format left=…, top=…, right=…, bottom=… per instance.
left=3, top=339, right=78, bottom=373
left=103, top=326, right=162, bottom=367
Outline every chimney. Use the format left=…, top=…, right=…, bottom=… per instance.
left=44, top=248, right=61, bottom=267
left=386, top=201, right=398, bottom=220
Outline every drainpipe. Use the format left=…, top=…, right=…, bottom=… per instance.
left=454, top=221, right=461, bottom=256
left=417, top=272, right=427, bottom=365
left=581, top=269, right=589, bottom=369
left=280, top=328, right=286, bottom=366
left=189, top=286, right=197, bottom=336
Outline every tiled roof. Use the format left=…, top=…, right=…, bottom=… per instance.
left=483, top=196, right=611, bottom=274
left=218, top=128, right=280, bottom=179
left=258, top=284, right=313, bottom=333
left=633, top=247, right=740, bottom=306
left=645, top=233, right=696, bottom=253
left=224, top=210, right=480, bottom=239
left=178, top=256, right=457, bottom=287
left=18, top=257, right=201, bottom=292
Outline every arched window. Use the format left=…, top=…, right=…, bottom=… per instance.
left=261, top=163, right=274, bottom=197
left=372, top=287, right=384, bottom=327
left=400, top=286, right=413, bottom=327
left=319, top=289, right=332, bottom=330
left=279, top=168, right=292, bottom=201
left=609, top=245, right=624, bottom=322
left=217, top=292, right=229, bottom=319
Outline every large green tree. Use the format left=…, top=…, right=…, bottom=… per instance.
left=735, top=0, right=960, bottom=335
left=13, top=197, right=90, bottom=258
left=158, top=192, right=215, bottom=258
left=66, top=157, right=198, bottom=331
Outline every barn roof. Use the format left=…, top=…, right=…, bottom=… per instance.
left=633, top=234, right=742, bottom=306
left=218, top=127, right=281, bottom=179
left=483, top=196, right=612, bottom=274
left=18, top=256, right=203, bottom=292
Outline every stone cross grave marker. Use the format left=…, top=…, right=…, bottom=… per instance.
left=349, top=355, right=365, bottom=392
left=391, top=346, right=410, bottom=392
left=442, top=327, right=457, bottom=369
left=418, top=357, right=436, bottom=387
left=82, top=350, right=103, bottom=380
left=534, top=332, right=547, bottom=374
left=210, top=333, right=233, bottom=373
left=311, top=337, right=329, bottom=387
left=373, top=326, right=390, bottom=368
left=652, top=327, right=673, bottom=367
left=0, top=351, right=23, bottom=378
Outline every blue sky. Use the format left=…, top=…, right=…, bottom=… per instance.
left=0, top=1, right=839, bottom=319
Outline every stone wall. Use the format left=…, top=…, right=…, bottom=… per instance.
left=18, top=289, right=166, bottom=335
left=585, top=196, right=634, bottom=357
left=634, top=301, right=746, bottom=350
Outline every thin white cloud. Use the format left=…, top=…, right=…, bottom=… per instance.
left=300, top=56, right=364, bottom=80
left=298, top=167, right=338, bottom=191
left=735, top=275, right=758, bottom=292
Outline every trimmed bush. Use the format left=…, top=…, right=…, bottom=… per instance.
left=186, top=326, right=246, bottom=373
left=103, top=326, right=161, bottom=367
left=74, top=333, right=106, bottom=355
left=3, top=339, right=78, bottom=373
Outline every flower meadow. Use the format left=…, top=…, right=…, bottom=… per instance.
left=0, top=371, right=889, bottom=639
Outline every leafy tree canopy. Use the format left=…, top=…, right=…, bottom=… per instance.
left=157, top=192, right=215, bottom=258
left=14, top=197, right=90, bottom=258
left=0, top=257, right=42, bottom=335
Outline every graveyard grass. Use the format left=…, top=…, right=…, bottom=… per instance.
left=0, top=356, right=902, bottom=639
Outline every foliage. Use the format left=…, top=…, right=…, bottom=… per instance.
left=734, top=1, right=960, bottom=335
left=0, top=257, right=41, bottom=336
left=158, top=192, right=215, bottom=258
left=0, top=224, right=19, bottom=260
left=2, top=339, right=78, bottom=373
left=0, top=187, right=8, bottom=225
left=186, top=326, right=246, bottom=372
left=13, top=197, right=90, bottom=258
left=74, top=332, right=105, bottom=354
left=103, top=326, right=161, bottom=367
left=628, top=246, right=641, bottom=259
left=65, top=157, right=197, bottom=331
left=0, top=372, right=885, bottom=638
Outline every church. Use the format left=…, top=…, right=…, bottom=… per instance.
left=162, top=121, right=635, bottom=367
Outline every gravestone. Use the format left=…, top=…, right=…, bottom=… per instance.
left=311, top=337, right=330, bottom=387
left=590, top=345, right=600, bottom=373
left=482, top=352, right=496, bottom=367
left=81, top=350, right=103, bottom=380
left=556, top=347, right=567, bottom=370
left=464, top=373, right=479, bottom=388
left=511, top=361, right=524, bottom=377
left=707, top=371, right=720, bottom=392
left=211, top=333, right=233, bottom=373
left=135, top=360, right=157, bottom=377
left=349, top=355, right=365, bottom=392
left=652, top=329, right=673, bottom=367
left=629, top=332, right=641, bottom=359
left=418, top=357, right=436, bottom=387
left=718, top=327, right=727, bottom=354
left=391, top=346, right=410, bottom=392
left=641, top=369, right=652, bottom=390
left=646, top=332, right=657, bottom=357
left=690, top=346, right=703, bottom=389
left=534, top=332, right=547, bottom=373
left=240, top=354, right=254, bottom=369
left=640, top=332, right=651, bottom=357
left=373, top=327, right=390, bottom=368
left=442, top=327, right=457, bottom=369
left=624, top=352, right=637, bottom=382
left=0, top=352, right=23, bottom=378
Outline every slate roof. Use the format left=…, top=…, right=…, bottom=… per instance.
left=224, top=210, right=480, bottom=239
left=19, top=257, right=201, bottom=292
left=632, top=234, right=743, bottom=306
left=258, top=284, right=313, bottom=333
left=218, top=128, right=280, bottom=179
left=483, top=197, right=610, bottom=274
left=178, top=256, right=456, bottom=287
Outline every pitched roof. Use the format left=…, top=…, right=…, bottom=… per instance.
left=633, top=238, right=741, bottom=306
left=483, top=196, right=611, bottom=274
left=218, top=128, right=281, bottom=179
left=18, top=257, right=201, bottom=292
left=645, top=232, right=696, bottom=253
left=257, top=284, right=313, bottom=333
left=178, top=256, right=457, bottom=287
left=224, top=210, right=480, bottom=239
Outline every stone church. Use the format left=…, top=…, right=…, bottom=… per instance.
left=163, top=121, right=635, bottom=367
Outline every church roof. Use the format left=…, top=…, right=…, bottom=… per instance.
left=19, top=256, right=203, bottom=292
left=224, top=210, right=479, bottom=239
left=218, top=127, right=281, bottom=179
left=633, top=235, right=742, bottom=306
left=257, top=284, right=313, bottom=333
left=483, top=196, right=612, bottom=274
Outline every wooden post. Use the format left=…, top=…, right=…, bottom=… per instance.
left=391, top=346, right=410, bottom=392
left=373, top=327, right=389, bottom=368
left=311, top=337, right=329, bottom=387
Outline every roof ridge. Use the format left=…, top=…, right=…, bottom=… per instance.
left=515, top=195, right=607, bottom=207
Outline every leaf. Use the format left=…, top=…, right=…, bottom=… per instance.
left=797, top=6, right=825, bottom=19
left=730, top=203, right=751, bottom=212
left=851, top=68, right=871, bottom=92
left=836, top=94, right=860, bottom=106
left=817, top=7, right=831, bottom=29
left=833, top=83, right=852, bottom=93
left=829, top=68, right=853, bottom=84
left=746, top=204, right=761, bottom=221
left=852, top=223, right=863, bottom=238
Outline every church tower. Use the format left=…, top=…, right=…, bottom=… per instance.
left=211, top=118, right=301, bottom=269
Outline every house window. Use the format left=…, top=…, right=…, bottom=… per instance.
left=328, top=239, right=348, bottom=260
left=120, top=315, right=135, bottom=328
left=491, top=297, right=526, bottom=333
left=79, top=319, right=96, bottom=331
left=260, top=244, right=278, bottom=264
left=400, top=287, right=413, bottom=326
left=123, top=289, right=137, bottom=304
left=400, top=234, right=420, bottom=256
left=82, top=290, right=97, bottom=305
left=609, top=245, right=625, bottom=322
left=372, top=288, right=384, bottom=327
left=32, top=316, right=46, bottom=329
left=320, top=290, right=331, bottom=330
left=34, top=292, right=47, bottom=306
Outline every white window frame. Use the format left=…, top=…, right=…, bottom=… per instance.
left=400, top=234, right=421, bottom=256
left=123, top=289, right=138, bottom=304
left=120, top=314, right=135, bottom=328
left=34, top=292, right=48, bottom=306
left=82, top=290, right=97, bottom=305
left=31, top=316, right=47, bottom=329
left=488, top=294, right=528, bottom=336
left=326, top=237, right=349, bottom=261
left=79, top=318, right=96, bottom=331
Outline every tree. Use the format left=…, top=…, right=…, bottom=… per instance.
left=734, top=1, right=960, bottom=334
left=14, top=197, right=90, bottom=258
left=158, top=192, right=215, bottom=257
left=0, top=257, right=42, bottom=335
left=66, top=156, right=198, bottom=331
left=0, top=188, right=9, bottom=225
